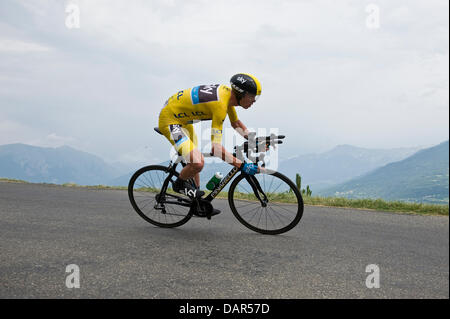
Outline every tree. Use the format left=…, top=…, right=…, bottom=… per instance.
left=296, top=173, right=312, bottom=197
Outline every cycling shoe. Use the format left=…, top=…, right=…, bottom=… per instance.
left=173, top=178, right=205, bottom=198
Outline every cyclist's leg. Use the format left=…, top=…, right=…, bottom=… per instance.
left=178, top=125, right=202, bottom=187
left=180, top=148, right=202, bottom=187
left=159, top=122, right=204, bottom=195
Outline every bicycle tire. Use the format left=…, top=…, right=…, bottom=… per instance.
left=128, top=165, right=193, bottom=228
left=228, top=171, right=304, bottom=235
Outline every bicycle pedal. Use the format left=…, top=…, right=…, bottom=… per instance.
left=207, top=208, right=221, bottom=219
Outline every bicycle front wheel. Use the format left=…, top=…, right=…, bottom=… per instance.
left=228, top=172, right=304, bottom=235
left=128, top=165, right=193, bottom=228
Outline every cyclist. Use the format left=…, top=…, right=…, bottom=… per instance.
left=158, top=73, right=262, bottom=200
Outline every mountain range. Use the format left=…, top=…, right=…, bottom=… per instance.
left=277, top=144, right=423, bottom=191
left=318, top=141, right=449, bottom=204
left=0, top=142, right=448, bottom=204
left=0, top=144, right=119, bottom=185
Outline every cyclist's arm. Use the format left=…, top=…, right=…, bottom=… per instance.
left=231, top=120, right=250, bottom=139
left=228, top=105, right=249, bottom=139
left=211, top=143, right=243, bottom=169
left=211, top=114, right=258, bottom=170
left=211, top=143, right=261, bottom=173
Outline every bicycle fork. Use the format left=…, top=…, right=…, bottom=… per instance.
left=245, top=175, right=268, bottom=207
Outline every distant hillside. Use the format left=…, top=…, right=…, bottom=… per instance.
left=0, top=144, right=120, bottom=185
left=318, top=141, right=449, bottom=204
left=0, top=143, right=434, bottom=196
left=109, top=159, right=234, bottom=189
left=0, top=143, right=235, bottom=188
left=278, top=145, right=423, bottom=191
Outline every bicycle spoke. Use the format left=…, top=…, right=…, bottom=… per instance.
left=269, top=201, right=298, bottom=215
left=256, top=206, right=264, bottom=228
left=267, top=206, right=286, bottom=226
left=265, top=207, right=277, bottom=229
left=144, top=172, right=154, bottom=188
left=136, top=197, right=156, bottom=210
left=267, top=175, right=275, bottom=193
left=129, top=166, right=191, bottom=228
left=241, top=205, right=262, bottom=220
left=237, top=183, right=253, bottom=195
left=268, top=205, right=293, bottom=223
left=234, top=200, right=258, bottom=209
left=230, top=171, right=303, bottom=234
left=267, top=179, right=285, bottom=195
left=263, top=174, right=266, bottom=193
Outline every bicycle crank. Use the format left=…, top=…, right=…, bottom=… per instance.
left=190, top=199, right=214, bottom=219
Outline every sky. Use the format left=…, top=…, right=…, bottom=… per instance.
left=0, top=0, right=448, bottom=167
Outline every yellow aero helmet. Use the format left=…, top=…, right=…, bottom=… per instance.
left=230, top=73, right=262, bottom=99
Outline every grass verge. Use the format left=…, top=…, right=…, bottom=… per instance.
left=0, top=178, right=29, bottom=183
left=1, top=178, right=448, bottom=216
left=302, top=196, right=448, bottom=216
left=213, top=191, right=448, bottom=216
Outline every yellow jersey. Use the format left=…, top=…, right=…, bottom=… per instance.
left=159, top=84, right=238, bottom=145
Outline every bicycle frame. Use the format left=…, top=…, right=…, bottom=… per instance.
left=165, top=152, right=273, bottom=207
left=129, top=131, right=303, bottom=232
left=206, top=166, right=240, bottom=201
left=165, top=153, right=239, bottom=203
left=157, top=132, right=284, bottom=208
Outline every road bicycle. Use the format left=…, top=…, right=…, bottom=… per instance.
left=128, top=129, right=304, bottom=235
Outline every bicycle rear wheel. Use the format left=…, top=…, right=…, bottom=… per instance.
left=228, top=172, right=304, bottom=235
left=128, top=165, right=193, bottom=228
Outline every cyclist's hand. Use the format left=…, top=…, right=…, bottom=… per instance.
left=240, top=162, right=258, bottom=175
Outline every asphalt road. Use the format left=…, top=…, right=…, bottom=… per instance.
left=0, top=181, right=448, bottom=299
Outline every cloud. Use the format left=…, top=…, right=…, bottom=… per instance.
left=0, top=0, right=448, bottom=161
left=0, top=37, right=51, bottom=53
left=42, top=133, right=77, bottom=146
left=0, top=118, right=37, bottom=145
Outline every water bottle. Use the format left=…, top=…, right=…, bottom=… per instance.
left=206, top=172, right=223, bottom=190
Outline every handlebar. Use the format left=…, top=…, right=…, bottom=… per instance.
left=233, top=133, right=285, bottom=166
